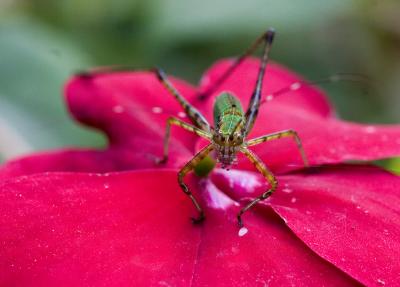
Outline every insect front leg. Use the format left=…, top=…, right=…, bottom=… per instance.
left=246, top=130, right=309, bottom=167
left=157, top=117, right=212, bottom=164
left=178, top=144, right=214, bottom=223
left=238, top=147, right=277, bottom=228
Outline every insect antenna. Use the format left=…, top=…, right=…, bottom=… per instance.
left=260, top=73, right=371, bottom=105
left=197, top=29, right=274, bottom=101
left=242, top=28, right=275, bottom=136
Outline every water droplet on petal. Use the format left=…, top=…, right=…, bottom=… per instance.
left=178, top=112, right=186, bottom=118
left=266, top=95, right=274, bottom=101
left=290, top=82, right=301, bottom=91
left=291, top=197, right=297, bottom=203
left=112, top=105, right=124, bottom=113
left=104, top=183, right=110, bottom=189
left=376, top=278, right=385, bottom=286
left=282, top=188, right=293, bottom=194
left=365, top=126, right=376, bottom=134
left=152, top=106, right=163, bottom=114
left=238, top=227, right=248, bottom=237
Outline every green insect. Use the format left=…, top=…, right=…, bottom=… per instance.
left=155, top=28, right=309, bottom=228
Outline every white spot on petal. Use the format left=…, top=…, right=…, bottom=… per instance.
left=178, top=112, right=186, bottom=118
left=365, top=126, right=376, bottom=134
left=266, top=95, right=274, bottom=101
left=152, top=106, right=163, bottom=114
left=282, top=188, right=293, bottom=194
left=112, top=105, right=125, bottom=113
left=376, top=278, right=385, bottom=286
left=200, top=75, right=210, bottom=87
left=238, top=227, right=248, bottom=237
left=290, top=82, right=301, bottom=91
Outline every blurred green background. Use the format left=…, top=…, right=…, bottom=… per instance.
left=0, top=0, right=399, bottom=171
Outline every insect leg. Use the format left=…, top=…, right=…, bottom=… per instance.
left=154, top=68, right=211, bottom=132
left=198, top=28, right=275, bottom=100
left=242, top=28, right=275, bottom=137
left=157, top=117, right=212, bottom=164
left=238, top=147, right=277, bottom=228
left=178, top=144, right=214, bottom=223
left=246, top=130, right=309, bottom=167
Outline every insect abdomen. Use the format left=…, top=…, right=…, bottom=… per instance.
left=213, top=92, right=244, bottom=135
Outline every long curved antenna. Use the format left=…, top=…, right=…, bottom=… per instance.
left=197, top=29, right=276, bottom=101
left=242, top=28, right=275, bottom=136
left=260, top=73, right=371, bottom=105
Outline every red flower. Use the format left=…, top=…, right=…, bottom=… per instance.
left=1, top=58, right=400, bottom=286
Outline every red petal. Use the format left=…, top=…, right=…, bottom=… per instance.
left=0, top=72, right=198, bottom=178
left=197, top=58, right=334, bottom=119
left=0, top=170, right=359, bottom=286
left=241, top=103, right=400, bottom=173
left=66, top=71, right=198, bottom=168
left=0, top=149, right=122, bottom=180
left=212, top=166, right=400, bottom=286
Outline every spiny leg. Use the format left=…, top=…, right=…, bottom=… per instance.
left=158, top=117, right=212, bottom=164
left=242, top=28, right=275, bottom=136
left=198, top=28, right=275, bottom=100
left=246, top=130, right=309, bottom=167
left=238, top=147, right=277, bottom=228
left=179, top=144, right=214, bottom=223
left=154, top=68, right=211, bottom=132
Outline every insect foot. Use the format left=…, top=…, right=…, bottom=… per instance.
left=191, top=212, right=205, bottom=224
left=237, top=214, right=244, bottom=228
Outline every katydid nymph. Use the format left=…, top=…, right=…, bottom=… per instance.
left=155, top=28, right=309, bottom=228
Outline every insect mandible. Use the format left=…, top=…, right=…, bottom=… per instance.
left=155, top=28, right=309, bottom=228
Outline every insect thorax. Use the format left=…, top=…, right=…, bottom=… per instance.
left=213, top=92, right=245, bottom=133
left=212, top=92, right=245, bottom=168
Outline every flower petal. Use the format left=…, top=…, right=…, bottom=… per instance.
left=240, top=103, right=400, bottom=173
left=197, top=58, right=334, bottom=119
left=0, top=170, right=359, bottom=286
left=0, top=71, right=200, bottom=179
left=212, top=166, right=400, bottom=286
left=0, top=149, right=125, bottom=180
left=66, top=71, right=199, bottom=168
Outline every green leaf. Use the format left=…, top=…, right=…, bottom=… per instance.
left=0, top=17, right=105, bottom=161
